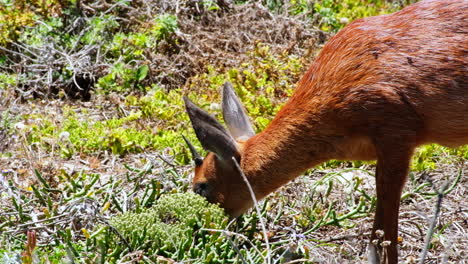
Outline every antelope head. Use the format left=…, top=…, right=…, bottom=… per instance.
left=183, top=82, right=255, bottom=217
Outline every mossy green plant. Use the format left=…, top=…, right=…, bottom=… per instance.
left=23, top=109, right=160, bottom=158
left=105, top=192, right=230, bottom=262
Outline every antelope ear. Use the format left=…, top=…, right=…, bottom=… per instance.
left=184, top=96, right=240, bottom=161
left=222, top=82, right=255, bottom=141
left=182, top=135, right=203, bottom=166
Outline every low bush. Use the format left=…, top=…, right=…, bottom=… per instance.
left=103, top=192, right=229, bottom=262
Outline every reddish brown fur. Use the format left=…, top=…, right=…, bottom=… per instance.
left=191, top=0, right=467, bottom=263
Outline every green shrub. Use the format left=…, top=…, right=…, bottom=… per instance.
left=21, top=39, right=305, bottom=160
left=248, top=0, right=411, bottom=32
left=97, top=14, right=178, bottom=93
left=104, top=192, right=229, bottom=262
left=412, top=144, right=468, bottom=171
left=313, top=0, right=413, bottom=31
left=0, top=72, right=17, bottom=90
left=151, top=14, right=178, bottom=42
left=0, top=0, right=34, bottom=46
left=58, top=110, right=160, bottom=157
left=0, top=0, right=73, bottom=45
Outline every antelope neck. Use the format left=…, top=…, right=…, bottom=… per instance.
left=240, top=112, right=336, bottom=199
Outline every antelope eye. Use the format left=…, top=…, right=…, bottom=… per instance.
left=193, top=182, right=210, bottom=197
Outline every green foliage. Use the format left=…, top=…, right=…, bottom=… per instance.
left=412, top=144, right=468, bottom=171
left=97, top=62, right=149, bottom=93
left=311, top=0, right=413, bottom=31
left=124, top=86, right=208, bottom=163
left=402, top=168, right=463, bottom=201
left=0, top=0, right=34, bottom=46
left=81, top=15, right=120, bottom=46
left=18, top=90, right=193, bottom=162
left=0, top=110, right=16, bottom=131
left=2, top=1, right=179, bottom=95
left=20, top=42, right=305, bottom=162
left=30, top=109, right=162, bottom=157
left=318, top=144, right=468, bottom=171
left=0, top=72, right=17, bottom=90
left=0, top=0, right=72, bottom=46
left=6, top=9, right=119, bottom=97
left=239, top=0, right=410, bottom=32
left=152, top=14, right=178, bottom=42
left=0, top=249, right=20, bottom=264
left=1, top=162, right=187, bottom=263
left=18, top=17, right=64, bottom=47
left=103, top=192, right=229, bottom=262
left=201, top=0, right=221, bottom=11
left=127, top=87, right=187, bottom=125
left=35, top=245, right=69, bottom=263
left=288, top=0, right=314, bottom=15
left=97, top=14, right=179, bottom=92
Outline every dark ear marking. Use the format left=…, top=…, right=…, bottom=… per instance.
left=182, top=135, right=203, bottom=166
left=184, top=96, right=240, bottom=161
left=222, top=82, right=255, bottom=140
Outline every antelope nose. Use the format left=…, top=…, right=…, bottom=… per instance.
left=193, top=182, right=210, bottom=197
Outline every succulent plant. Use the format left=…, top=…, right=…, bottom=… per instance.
left=107, top=192, right=230, bottom=262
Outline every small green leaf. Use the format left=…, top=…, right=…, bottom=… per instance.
left=135, top=65, right=149, bottom=82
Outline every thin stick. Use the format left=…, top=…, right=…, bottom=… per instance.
left=231, top=157, right=271, bottom=264
left=282, top=259, right=311, bottom=264
left=418, top=180, right=450, bottom=264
